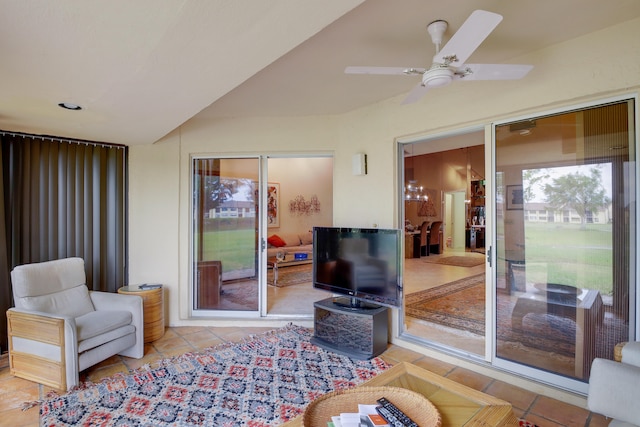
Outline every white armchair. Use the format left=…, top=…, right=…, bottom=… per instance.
left=7, top=257, right=144, bottom=390
left=588, top=342, right=640, bottom=427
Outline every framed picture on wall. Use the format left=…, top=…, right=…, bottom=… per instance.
left=506, top=185, right=524, bottom=210
left=267, top=183, right=280, bottom=227
left=417, top=189, right=439, bottom=217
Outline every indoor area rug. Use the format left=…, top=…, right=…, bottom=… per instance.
left=267, top=263, right=312, bottom=287
left=38, top=324, right=390, bottom=426
left=405, top=274, right=486, bottom=335
left=405, top=274, right=576, bottom=355
left=421, top=255, right=485, bottom=267
left=405, top=274, right=626, bottom=359
left=405, top=275, right=576, bottom=355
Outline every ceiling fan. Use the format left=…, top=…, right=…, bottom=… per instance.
left=345, top=10, right=533, bottom=104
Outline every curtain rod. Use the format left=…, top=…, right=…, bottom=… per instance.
left=0, top=130, right=126, bottom=150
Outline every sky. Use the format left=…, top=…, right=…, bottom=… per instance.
left=522, top=163, right=613, bottom=203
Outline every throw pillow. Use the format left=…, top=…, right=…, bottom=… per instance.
left=280, top=233, right=302, bottom=246
left=267, top=234, right=286, bottom=247
left=299, top=231, right=313, bottom=245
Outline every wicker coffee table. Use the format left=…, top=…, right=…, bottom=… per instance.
left=282, top=362, right=517, bottom=427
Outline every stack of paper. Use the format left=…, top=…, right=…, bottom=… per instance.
left=327, top=404, right=389, bottom=427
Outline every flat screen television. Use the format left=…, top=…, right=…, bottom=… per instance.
left=312, top=226, right=402, bottom=308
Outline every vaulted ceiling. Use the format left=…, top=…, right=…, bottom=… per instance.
left=1, top=0, right=639, bottom=145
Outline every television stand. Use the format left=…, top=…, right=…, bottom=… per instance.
left=311, top=297, right=389, bottom=360
left=331, top=296, right=380, bottom=310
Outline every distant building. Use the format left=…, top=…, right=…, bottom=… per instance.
left=523, top=202, right=611, bottom=224
left=208, top=200, right=256, bottom=219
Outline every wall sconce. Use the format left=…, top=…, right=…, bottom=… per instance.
left=352, top=153, right=367, bottom=175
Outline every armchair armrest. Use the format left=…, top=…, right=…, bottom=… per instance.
left=7, top=308, right=78, bottom=390
left=588, top=358, right=640, bottom=426
left=90, top=291, right=144, bottom=358
left=620, top=341, right=640, bottom=368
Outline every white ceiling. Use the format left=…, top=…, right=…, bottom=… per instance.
left=1, top=0, right=640, bottom=146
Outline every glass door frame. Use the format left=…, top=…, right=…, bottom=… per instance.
left=489, top=94, right=638, bottom=395
left=189, top=153, right=333, bottom=319
left=189, top=154, right=265, bottom=319
left=396, top=125, right=493, bottom=362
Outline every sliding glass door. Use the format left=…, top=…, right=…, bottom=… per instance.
left=192, top=157, right=260, bottom=315
left=191, top=155, right=334, bottom=317
left=493, top=98, right=635, bottom=392
left=400, top=130, right=488, bottom=357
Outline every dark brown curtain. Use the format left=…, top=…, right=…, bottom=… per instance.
left=0, top=131, right=127, bottom=353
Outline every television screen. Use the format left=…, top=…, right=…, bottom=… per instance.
left=312, top=227, right=402, bottom=308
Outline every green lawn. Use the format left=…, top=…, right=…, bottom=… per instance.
left=195, top=228, right=257, bottom=272
left=521, top=222, right=613, bottom=294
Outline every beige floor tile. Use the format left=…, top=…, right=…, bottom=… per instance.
left=484, top=380, right=537, bottom=412
left=530, top=395, right=590, bottom=426
left=444, top=366, right=494, bottom=392
left=410, top=356, right=456, bottom=377
left=0, top=406, right=40, bottom=427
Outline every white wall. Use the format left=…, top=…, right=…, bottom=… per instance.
left=128, top=18, right=640, bottom=330
left=267, top=157, right=333, bottom=238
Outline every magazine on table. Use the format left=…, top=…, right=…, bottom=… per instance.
left=327, top=404, right=389, bottom=427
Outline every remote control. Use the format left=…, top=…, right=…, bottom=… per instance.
left=375, top=397, right=418, bottom=427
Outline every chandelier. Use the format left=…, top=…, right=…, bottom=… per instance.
left=404, top=143, right=428, bottom=202
left=405, top=180, right=428, bottom=202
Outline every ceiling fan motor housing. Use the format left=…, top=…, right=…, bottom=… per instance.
left=422, top=65, right=453, bottom=87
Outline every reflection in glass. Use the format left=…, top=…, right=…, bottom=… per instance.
left=192, top=158, right=259, bottom=312
left=495, top=101, right=633, bottom=383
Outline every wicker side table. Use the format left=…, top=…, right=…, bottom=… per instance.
left=614, top=341, right=628, bottom=362
left=118, top=284, right=165, bottom=343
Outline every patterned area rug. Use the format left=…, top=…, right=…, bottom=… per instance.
left=406, top=274, right=486, bottom=335
left=267, top=263, right=312, bottom=287
left=39, top=324, right=390, bottom=426
left=406, top=275, right=628, bottom=360
left=405, top=275, right=577, bottom=355
left=421, top=255, right=485, bottom=267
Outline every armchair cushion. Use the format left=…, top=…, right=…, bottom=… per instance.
left=18, top=284, right=95, bottom=318
left=78, top=324, right=135, bottom=354
left=11, top=257, right=86, bottom=296
left=76, top=310, right=132, bottom=342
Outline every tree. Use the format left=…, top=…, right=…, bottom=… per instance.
left=542, top=167, right=610, bottom=229
left=522, top=169, right=549, bottom=203
left=201, top=177, right=255, bottom=212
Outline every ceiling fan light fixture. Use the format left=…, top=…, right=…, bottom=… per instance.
left=422, top=67, right=453, bottom=87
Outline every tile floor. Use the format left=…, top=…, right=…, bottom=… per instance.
left=0, top=325, right=610, bottom=427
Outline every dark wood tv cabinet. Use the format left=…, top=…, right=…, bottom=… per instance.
left=311, top=297, right=388, bottom=360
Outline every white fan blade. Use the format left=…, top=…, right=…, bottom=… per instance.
left=344, top=66, right=424, bottom=76
left=455, top=64, right=533, bottom=80
left=401, top=83, right=431, bottom=104
left=435, top=10, right=502, bottom=66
